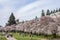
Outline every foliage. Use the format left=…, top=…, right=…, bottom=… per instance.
left=56, top=9, right=59, bottom=12
left=46, top=9, right=51, bottom=15
left=53, top=10, right=56, bottom=13
left=41, top=10, right=45, bottom=16
left=35, top=16, right=38, bottom=20
left=59, top=8, right=60, bottom=11
left=7, top=12, right=16, bottom=26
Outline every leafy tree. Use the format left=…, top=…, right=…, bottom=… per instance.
left=41, top=10, right=45, bottom=16
left=7, top=12, right=16, bottom=26
left=35, top=16, right=38, bottom=20
left=0, top=25, right=2, bottom=27
left=59, top=8, right=60, bottom=11
left=56, top=9, right=58, bottom=12
left=52, top=10, right=56, bottom=13
left=46, top=9, right=50, bottom=15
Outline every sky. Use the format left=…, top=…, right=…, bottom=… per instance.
left=0, top=0, right=60, bottom=26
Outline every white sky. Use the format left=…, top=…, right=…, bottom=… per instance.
left=0, top=0, right=60, bottom=26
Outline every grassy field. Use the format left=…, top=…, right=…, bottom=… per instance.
left=0, top=32, right=60, bottom=40
left=0, top=32, right=7, bottom=40
left=9, top=32, right=55, bottom=40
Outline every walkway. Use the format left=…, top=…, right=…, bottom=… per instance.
left=7, top=37, right=16, bottom=40
left=5, top=33, right=16, bottom=40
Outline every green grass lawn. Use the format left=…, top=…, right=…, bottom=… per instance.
left=0, top=36, right=7, bottom=40
left=8, top=32, right=60, bottom=40
left=0, top=32, right=59, bottom=40
left=13, top=33, right=39, bottom=40
left=9, top=32, right=54, bottom=40
left=0, top=32, right=7, bottom=40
